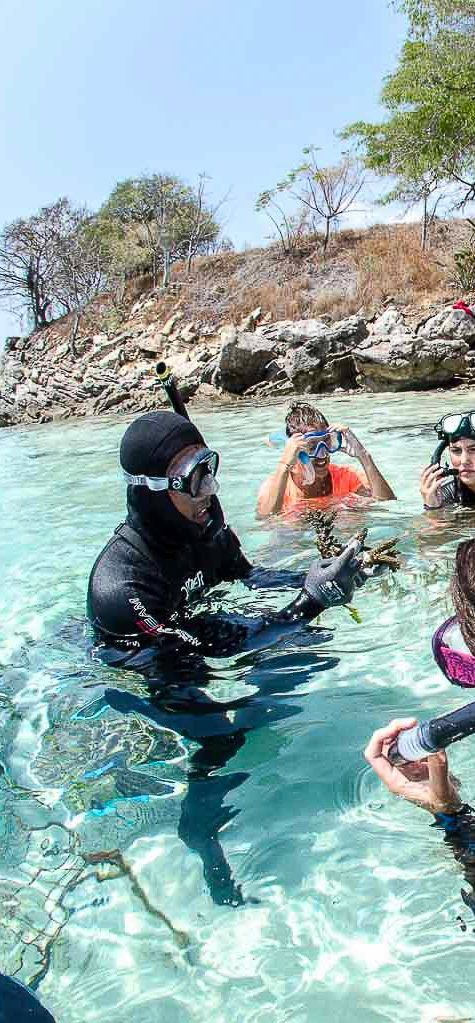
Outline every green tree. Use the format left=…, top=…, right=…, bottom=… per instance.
left=344, top=2, right=475, bottom=243
left=398, top=1, right=475, bottom=32
left=100, top=173, right=220, bottom=287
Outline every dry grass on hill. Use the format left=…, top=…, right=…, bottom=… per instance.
left=37, top=219, right=472, bottom=346
left=129, top=221, right=468, bottom=327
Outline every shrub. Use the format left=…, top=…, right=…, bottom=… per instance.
left=453, top=246, right=475, bottom=291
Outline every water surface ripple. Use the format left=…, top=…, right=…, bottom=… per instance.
left=2, top=393, right=475, bottom=1022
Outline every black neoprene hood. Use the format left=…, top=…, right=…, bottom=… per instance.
left=120, top=410, right=205, bottom=477
left=120, top=409, right=224, bottom=545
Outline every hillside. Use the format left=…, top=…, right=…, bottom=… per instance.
left=1, top=220, right=475, bottom=428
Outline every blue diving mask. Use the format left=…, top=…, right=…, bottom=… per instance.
left=297, top=430, right=343, bottom=464
left=268, top=429, right=342, bottom=463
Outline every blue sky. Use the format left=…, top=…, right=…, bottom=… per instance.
left=0, top=0, right=406, bottom=339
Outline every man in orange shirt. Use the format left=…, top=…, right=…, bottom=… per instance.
left=257, top=402, right=396, bottom=517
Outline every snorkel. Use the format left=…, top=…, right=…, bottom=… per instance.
left=430, top=438, right=452, bottom=471
left=156, top=361, right=190, bottom=421
left=153, top=363, right=224, bottom=538
left=388, top=700, right=475, bottom=764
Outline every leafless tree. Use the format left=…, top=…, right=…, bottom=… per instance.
left=287, top=149, right=365, bottom=252
left=184, top=174, right=229, bottom=274
left=0, top=213, right=56, bottom=330
left=0, top=198, right=112, bottom=331
left=255, top=191, right=309, bottom=256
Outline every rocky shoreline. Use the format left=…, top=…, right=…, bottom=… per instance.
left=1, top=300, right=475, bottom=429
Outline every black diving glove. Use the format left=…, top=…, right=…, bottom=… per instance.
left=303, top=537, right=365, bottom=609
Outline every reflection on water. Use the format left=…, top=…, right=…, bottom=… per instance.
left=2, top=392, right=475, bottom=1021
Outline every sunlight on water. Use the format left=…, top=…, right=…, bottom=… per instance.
left=2, top=391, right=475, bottom=1022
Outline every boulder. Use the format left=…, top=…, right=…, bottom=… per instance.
left=90, top=336, right=122, bottom=360
left=98, top=349, right=121, bottom=369
left=417, top=306, right=475, bottom=345
left=285, top=347, right=356, bottom=393
left=239, top=306, right=262, bottom=332
left=259, top=317, right=329, bottom=345
left=259, top=315, right=367, bottom=349
left=139, top=330, right=164, bottom=352
left=200, top=357, right=219, bottom=386
left=369, top=308, right=410, bottom=338
left=263, top=359, right=288, bottom=383
left=245, top=376, right=293, bottom=397
left=354, top=334, right=469, bottom=391
left=138, top=341, right=160, bottom=358
left=280, top=316, right=367, bottom=393
left=0, top=396, right=14, bottom=427
left=179, top=322, right=199, bottom=344
left=193, top=382, right=224, bottom=401
left=173, top=377, right=200, bottom=401
left=93, top=388, right=130, bottom=414
left=215, top=330, right=279, bottom=394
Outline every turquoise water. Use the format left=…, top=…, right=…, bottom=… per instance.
left=2, top=391, right=475, bottom=1022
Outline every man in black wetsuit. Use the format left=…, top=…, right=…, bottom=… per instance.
left=88, top=410, right=370, bottom=663
left=87, top=410, right=374, bottom=905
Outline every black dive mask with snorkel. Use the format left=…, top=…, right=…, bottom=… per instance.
left=430, top=411, right=475, bottom=473
left=430, top=411, right=475, bottom=507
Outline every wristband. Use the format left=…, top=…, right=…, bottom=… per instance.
left=423, top=503, right=442, bottom=511
left=280, top=589, right=323, bottom=621
left=278, top=461, right=293, bottom=470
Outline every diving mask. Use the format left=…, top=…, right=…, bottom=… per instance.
left=435, top=411, right=475, bottom=440
left=123, top=447, right=220, bottom=498
left=268, top=429, right=342, bottom=463
left=433, top=616, right=475, bottom=688
left=430, top=411, right=475, bottom=475
left=298, top=430, right=343, bottom=465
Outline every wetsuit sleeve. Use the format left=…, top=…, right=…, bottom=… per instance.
left=183, top=589, right=323, bottom=657
left=97, top=571, right=322, bottom=662
left=241, top=565, right=307, bottom=590
left=432, top=805, right=475, bottom=914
